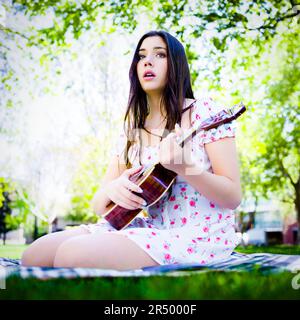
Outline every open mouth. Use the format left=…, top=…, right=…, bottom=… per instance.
left=143, top=71, right=156, bottom=79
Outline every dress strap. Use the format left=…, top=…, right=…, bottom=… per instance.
left=181, top=99, right=197, bottom=114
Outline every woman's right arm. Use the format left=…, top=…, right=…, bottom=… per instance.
left=91, top=155, right=146, bottom=216
left=91, top=155, right=127, bottom=216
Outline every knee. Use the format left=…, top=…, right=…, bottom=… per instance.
left=21, top=239, right=41, bottom=266
left=21, top=246, right=32, bottom=266
left=21, top=236, right=49, bottom=267
left=53, top=239, right=81, bottom=268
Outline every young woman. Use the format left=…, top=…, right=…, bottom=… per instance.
left=21, top=30, right=242, bottom=270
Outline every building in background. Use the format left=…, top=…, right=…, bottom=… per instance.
left=236, top=199, right=297, bottom=245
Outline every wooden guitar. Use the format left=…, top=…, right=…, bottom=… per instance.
left=103, top=102, right=246, bottom=230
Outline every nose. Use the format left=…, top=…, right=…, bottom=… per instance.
left=144, top=54, right=154, bottom=66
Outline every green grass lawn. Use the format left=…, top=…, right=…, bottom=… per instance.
left=1, top=244, right=300, bottom=300
left=0, top=244, right=28, bottom=259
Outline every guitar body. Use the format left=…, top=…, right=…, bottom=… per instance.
left=103, top=163, right=177, bottom=230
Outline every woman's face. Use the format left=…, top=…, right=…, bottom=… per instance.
left=137, top=36, right=168, bottom=95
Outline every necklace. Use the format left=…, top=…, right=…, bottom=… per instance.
left=144, top=115, right=167, bottom=141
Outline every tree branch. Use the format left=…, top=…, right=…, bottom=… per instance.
left=290, top=0, right=300, bottom=7
left=247, top=9, right=299, bottom=32
left=0, top=24, right=30, bottom=41
left=278, top=154, right=297, bottom=187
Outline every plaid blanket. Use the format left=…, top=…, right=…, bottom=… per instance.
left=1, top=251, right=300, bottom=280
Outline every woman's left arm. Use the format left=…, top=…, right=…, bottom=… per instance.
left=175, top=137, right=242, bottom=210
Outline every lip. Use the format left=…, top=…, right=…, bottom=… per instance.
left=143, top=70, right=156, bottom=78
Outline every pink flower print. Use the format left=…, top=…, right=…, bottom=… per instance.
left=164, top=253, right=171, bottom=261
left=174, top=204, right=179, bottom=210
left=225, top=215, right=231, bottom=220
left=194, top=211, right=199, bottom=216
left=129, top=231, right=135, bottom=235
left=207, top=237, right=211, bottom=242
left=204, top=101, right=209, bottom=106
left=187, top=247, right=194, bottom=254
left=148, top=155, right=151, bottom=160
left=181, top=217, right=187, bottom=225
left=169, top=196, right=176, bottom=202
left=224, top=240, right=228, bottom=245
left=203, top=226, right=209, bottom=233
left=181, top=187, right=186, bottom=192
left=175, top=234, right=180, bottom=238
left=218, top=213, right=222, bottom=220
left=192, top=239, right=196, bottom=243
left=151, top=232, right=157, bottom=236
left=170, top=219, right=175, bottom=225
left=200, top=260, right=206, bottom=264
left=216, top=237, right=221, bottom=242
left=146, top=244, right=151, bottom=249
left=189, top=200, right=196, bottom=207
left=195, top=113, right=201, bottom=120
left=205, top=216, right=211, bottom=221
left=184, top=196, right=188, bottom=199
left=210, top=202, right=215, bottom=208
left=163, top=243, right=169, bottom=250
left=197, top=237, right=203, bottom=241
left=148, top=224, right=152, bottom=228
left=210, top=253, right=215, bottom=258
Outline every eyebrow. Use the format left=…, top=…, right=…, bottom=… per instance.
left=138, top=46, right=167, bottom=52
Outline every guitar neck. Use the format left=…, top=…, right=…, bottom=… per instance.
left=177, top=102, right=246, bottom=147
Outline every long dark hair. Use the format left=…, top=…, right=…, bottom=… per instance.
left=122, top=30, right=195, bottom=200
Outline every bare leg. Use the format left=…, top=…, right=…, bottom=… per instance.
left=53, top=233, right=160, bottom=270
left=21, top=226, right=89, bottom=267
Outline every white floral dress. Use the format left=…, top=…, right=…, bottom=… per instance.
left=80, top=96, right=241, bottom=265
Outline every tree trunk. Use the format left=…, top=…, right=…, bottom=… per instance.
left=33, top=216, right=38, bottom=241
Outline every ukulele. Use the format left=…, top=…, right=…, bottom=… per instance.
left=103, top=102, right=246, bottom=230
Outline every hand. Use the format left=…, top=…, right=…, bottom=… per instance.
left=105, top=165, right=147, bottom=210
left=158, top=123, right=196, bottom=175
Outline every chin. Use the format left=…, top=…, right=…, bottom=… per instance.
left=142, top=85, right=163, bottom=93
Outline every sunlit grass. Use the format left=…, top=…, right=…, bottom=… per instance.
left=2, top=270, right=299, bottom=300
left=0, top=244, right=28, bottom=259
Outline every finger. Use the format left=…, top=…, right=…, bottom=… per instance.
left=124, top=165, right=144, bottom=176
left=117, top=200, right=139, bottom=210
left=125, top=180, right=143, bottom=193
left=123, top=187, right=146, bottom=206
left=115, top=189, right=141, bottom=209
